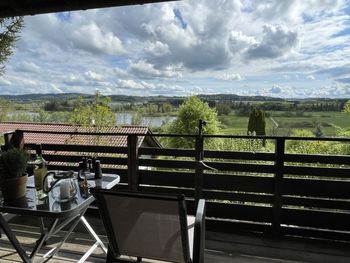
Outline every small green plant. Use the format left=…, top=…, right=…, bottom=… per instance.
left=0, top=148, right=29, bottom=179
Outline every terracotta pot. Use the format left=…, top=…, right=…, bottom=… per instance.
left=1, top=174, right=28, bottom=200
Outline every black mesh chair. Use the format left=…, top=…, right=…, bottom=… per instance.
left=91, top=189, right=206, bottom=263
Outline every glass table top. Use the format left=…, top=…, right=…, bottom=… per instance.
left=0, top=173, right=120, bottom=218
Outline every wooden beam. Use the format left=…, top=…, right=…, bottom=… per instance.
left=0, top=0, right=180, bottom=18
left=127, top=134, right=139, bottom=191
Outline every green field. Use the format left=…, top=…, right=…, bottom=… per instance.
left=219, top=111, right=350, bottom=136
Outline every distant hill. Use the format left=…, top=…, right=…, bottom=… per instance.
left=198, top=94, right=285, bottom=102
left=0, top=93, right=347, bottom=104
left=0, top=93, right=91, bottom=102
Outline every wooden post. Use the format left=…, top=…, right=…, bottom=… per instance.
left=127, top=134, right=139, bottom=191
left=195, top=120, right=205, bottom=204
left=272, top=137, right=285, bottom=236
left=3, top=130, right=24, bottom=150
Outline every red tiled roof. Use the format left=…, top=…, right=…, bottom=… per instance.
left=0, top=122, right=159, bottom=148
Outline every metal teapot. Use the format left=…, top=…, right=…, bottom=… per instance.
left=43, top=171, right=78, bottom=202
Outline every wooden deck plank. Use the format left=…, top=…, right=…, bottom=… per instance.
left=1, top=216, right=350, bottom=263
left=0, top=223, right=105, bottom=263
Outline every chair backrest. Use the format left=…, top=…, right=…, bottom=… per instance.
left=92, top=189, right=192, bottom=263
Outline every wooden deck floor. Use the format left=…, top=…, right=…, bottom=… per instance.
left=1, top=215, right=350, bottom=263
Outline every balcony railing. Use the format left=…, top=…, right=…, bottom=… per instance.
left=4, top=129, right=350, bottom=243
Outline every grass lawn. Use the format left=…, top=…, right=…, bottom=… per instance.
left=219, top=111, right=350, bottom=136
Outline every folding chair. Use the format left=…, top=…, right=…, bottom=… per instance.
left=91, top=189, right=205, bottom=263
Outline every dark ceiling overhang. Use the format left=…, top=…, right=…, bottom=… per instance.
left=0, top=0, right=179, bottom=18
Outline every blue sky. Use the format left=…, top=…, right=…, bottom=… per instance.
left=1, top=0, right=350, bottom=98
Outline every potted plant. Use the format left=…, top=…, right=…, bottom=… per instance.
left=0, top=148, right=30, bottom=200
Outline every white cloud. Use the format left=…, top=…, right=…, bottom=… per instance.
left=144, top=41, right=170, bottom=56
left=84, top=70, right=104, bottom=81
left=129, top=60, right=182, bottom=78
left=228, top=31, right=257, bottom=54
left=270, top=85, right=284, bottom=94
left=335, top=77, right=350, bottom=84
left=113, top=67, right=128, bottom=77
left=251, top=0, right=346, bottom=24
left=0, top=77, right=11, bottom=86
left=216, top=73, right=242, bottom=81
left=0, top=0, right=349, bottom=97
left=16, top=61, right=41, bottom=73
left=246, top=24, right=299, bottom=59
left=117, top=79, right=155, bottom=90
left=70, top=23, right=125, bottom=55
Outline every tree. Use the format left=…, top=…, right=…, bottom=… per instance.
left=161, top=102, right=173, bottom=113
left=247, top=107, right=266, bottom=136
left=285, top=129, right=346, bottom=154
left=131, top=109, right=143, bottom=125
left=164, top=96, right=220, bottom=149
left=343, top=100, right=350, bottom=113
left=216, top=103, right=231, bottom=115
left=314, top=123, right=324, bottom=138
left=69, top=91, right=116, bottom=129
left=0, top=98, right=13, bottom=121
left=0, top=17, right=23, bottom=74
left=33, top=109, right=50, bottom=122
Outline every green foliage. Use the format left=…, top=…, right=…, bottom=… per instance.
left=69, top=91, right=116, bottom=129
left=44, top=100, right=72, bottom=111
left=314, top=124, right=324, bottom=138
left=161, top=102, right=173, bottom=113
left=144, top=104, right=158, bottom=115
left=131, top=110, right=143, bottom=125
left=247, top=107, right=266, bottom=135
left=49, top=112, right=70, bottom=123
left=286, top=129, right=347, bottom=154
left=10, top=112, right=32, bottom=122
left=221, top=137, right=273, bottom=152
left=0, top=17, right=23, bottom=74
left=33, top=109, right=50, bottom=122
left=0, top=98, right=13, bottom=121
left=163, top=96, right=220, bottom=149
left=0, top=148, right=29, bottom=179
left=216, top=103, right=231, bottom=115
left=342, top=100, right=350, bottom=113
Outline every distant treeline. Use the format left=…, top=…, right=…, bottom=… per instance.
left=2, top=93, right=348, bottom=115
left=214, top=100, right=347, bottom=116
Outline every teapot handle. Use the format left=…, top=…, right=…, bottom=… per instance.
left=43, top=171, right=58, bottom=193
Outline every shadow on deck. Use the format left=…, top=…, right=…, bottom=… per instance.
left=1, top=214, right=350, bottom=263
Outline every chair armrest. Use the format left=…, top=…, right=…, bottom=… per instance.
left=193, top=199, right=206, bottom=263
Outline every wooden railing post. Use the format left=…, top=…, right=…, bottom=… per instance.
left=195, top=120, right=205, bottom=204
left=127, top=134, right=139, bottom=191
left=3, top=130, right=24, bottom=150
left=272, top=137, right=285, bottom=236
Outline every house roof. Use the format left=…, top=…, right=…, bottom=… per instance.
left=0, top=0, right=179, bottom=18
left=0, top=122, right=161, bottom=148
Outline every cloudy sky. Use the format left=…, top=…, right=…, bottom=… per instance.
left=1, top=0, right=350, bottom=98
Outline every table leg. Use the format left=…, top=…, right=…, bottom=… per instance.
left=0, top=213, right=32, bottom=263
left=81, top=216, right=107, bottom=253
left=42, top=208, right=89, bottom=260
left=30, top=218, right=59, bottom=259
left=77, top=216, right=108, bottom=263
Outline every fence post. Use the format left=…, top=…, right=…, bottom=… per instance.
left=272, top=137, right=285, bottom=236
left=127, top=134, right=139, bottom=191
left=3, top=130, right=24, bottom=150
left=195, top=120, right=205, bottom=204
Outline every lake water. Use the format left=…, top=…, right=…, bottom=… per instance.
left=9, top=112, right=175, bottom=128
left=116, top=112, right=175, bottom=127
